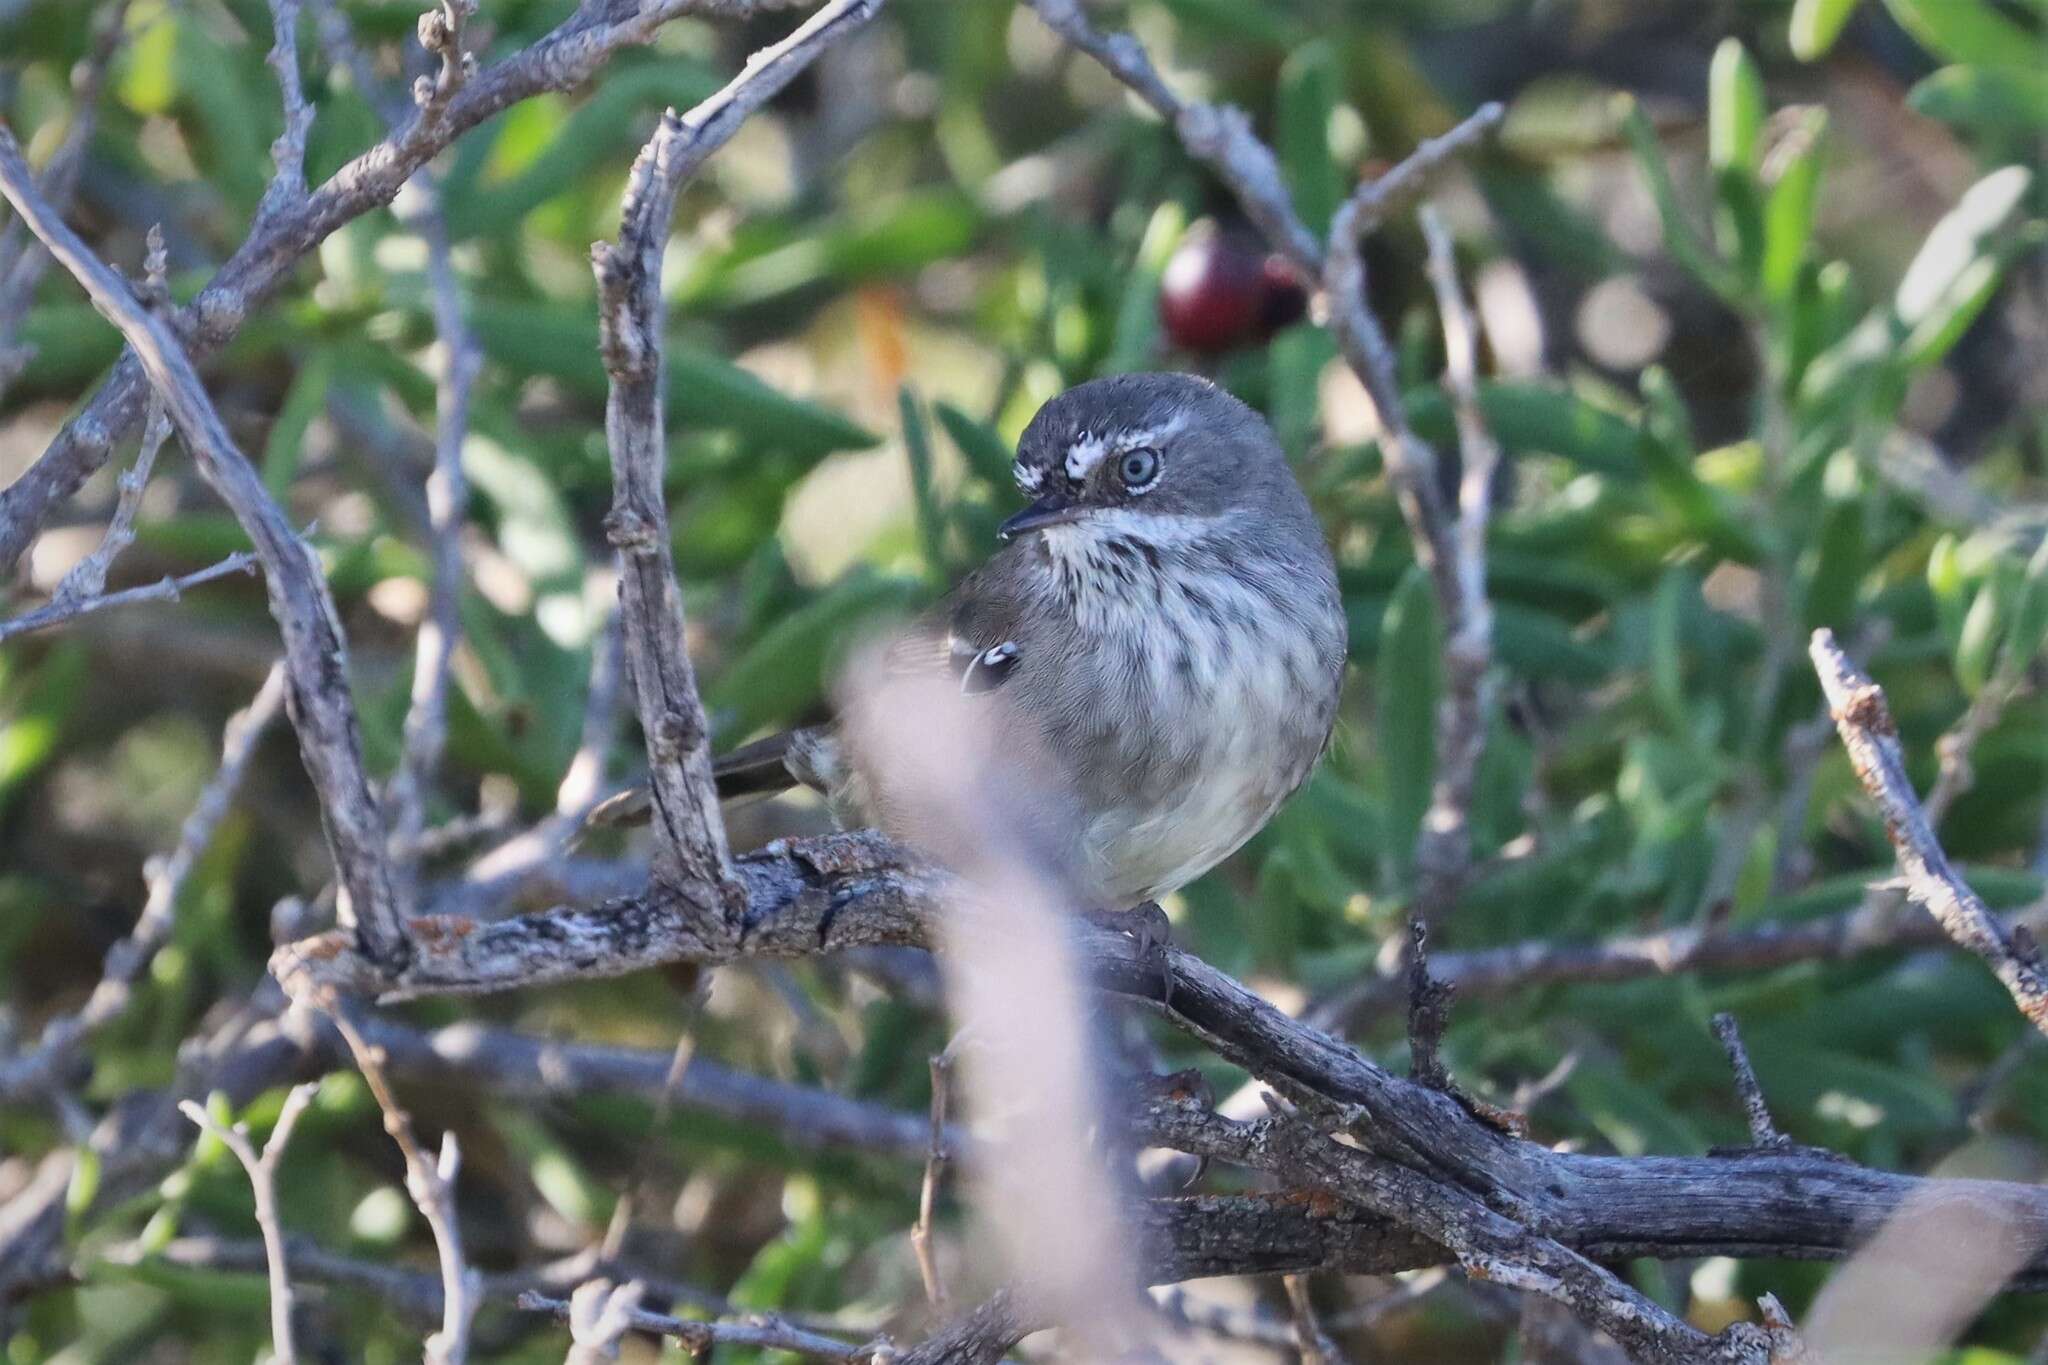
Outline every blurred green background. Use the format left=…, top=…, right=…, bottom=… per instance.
left=1, top=0, right=2045, bottom=1359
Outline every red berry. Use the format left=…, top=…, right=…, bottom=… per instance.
left=1159, top=226, right=1312, bottom=353
left=1159, top=228, right=1265, bottom=354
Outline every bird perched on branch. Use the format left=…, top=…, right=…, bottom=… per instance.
left=688, top=373, right=1348, bottom=940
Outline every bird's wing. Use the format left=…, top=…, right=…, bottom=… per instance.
left=883, top=559, right=1029, bottom=696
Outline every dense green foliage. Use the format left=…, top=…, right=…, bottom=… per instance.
left=1, top=0, right=2044, bottom=1359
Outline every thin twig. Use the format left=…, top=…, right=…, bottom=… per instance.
left=1710, top=1013, right=1789, bottom=1149
left=1320, top=880, right=2046, bottom=1026
left=47, top=229, right=174, bottom=606
left=1810, top=628, right=2048, bottom=1035
left=0, top=126, right=415, bottom=973
left=592, top=0, right=882, bottom=900
left=1925, top=673, right=2026, bottom=829
left=912, top=1046, right=955, bottom=1309
left=329, top=1005, right=480, bottom=1364
left=564, top=1278, right=644, bottom=1365
left=1413, top=201, right=1501, bottom=924
left=317, top=0, right=484, bottom=884
left=1324, top=105, right=1505, bottom=648
left=438, top=613, right=626, bottom=917
left=0, top=662, right=287, bottom=1100
left=1284, top=1273, right=1350, bottom=1365
left=0, top=552, right=259, bottom=645
left=259, top=0, right=317, bottom=219
left=520, top=1287, right=886, bottom=1362
left=0, top=0, right=837, bottom=575
left=178, top=1083, right=320, bottom=1365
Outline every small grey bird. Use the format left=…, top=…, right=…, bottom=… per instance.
left=711, top=372, right=1348, bottom=919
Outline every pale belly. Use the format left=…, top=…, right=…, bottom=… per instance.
left=1077, top=641, right=1331, bottom=907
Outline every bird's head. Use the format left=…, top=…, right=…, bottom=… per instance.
left=1000, top=373, right=1298, bottom=541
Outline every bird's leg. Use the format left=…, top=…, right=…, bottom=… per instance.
left=1085, top=901, right=1175, bottom=1007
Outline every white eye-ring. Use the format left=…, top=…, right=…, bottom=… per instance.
left=1117, top=446, right=1162, bottom=491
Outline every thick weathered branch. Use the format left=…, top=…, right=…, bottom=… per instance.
left=268, top=831, right=2048, bottom=1293
left=1138, top=1099, right=1790, bottom=1365
left=0, top=0, right=847, bottom=575
left=592, top=0, right=881, bottom=898
left=1810, top=628, right=2048, bottom=1034
left=0, top=128, right=413, bottom=971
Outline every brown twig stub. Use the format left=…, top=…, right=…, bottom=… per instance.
left=415, top=1, right=479, bottom=118
left=0, top=127, right=414, bottom=974
left=593, top=0, right=882, bottom=906
left=179, top=1083, right=320, bottom=1365
left=1710, top=1012, right=1790, bottom=1150
left=1810, top=628, right=2048, bottom=1035
left=1405, top=917, right=1454, bottom=1091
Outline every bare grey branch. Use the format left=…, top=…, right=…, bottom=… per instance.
left=0, top=127, right=414, bottom=972
left=1810, top=627, right=2048, bottom=1035
left=178, top=1083, right=320, bottom=1365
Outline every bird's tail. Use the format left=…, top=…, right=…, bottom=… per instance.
left=579, top=727, right=832, bottom=835
left=711, top=729, right=816, bottom=799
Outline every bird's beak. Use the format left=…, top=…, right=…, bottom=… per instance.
left=997, top=494, right=1085, bottom=540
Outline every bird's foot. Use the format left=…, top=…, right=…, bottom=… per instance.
left=1086, top=901, right=1175, bottom=1007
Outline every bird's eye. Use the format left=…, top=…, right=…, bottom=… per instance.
left=1118, top=447, right=1161, bottom=490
